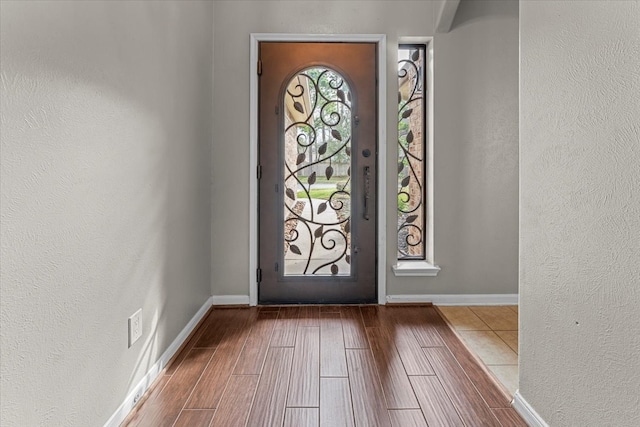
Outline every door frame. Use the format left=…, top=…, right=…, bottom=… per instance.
left=249, top=33, right=387, bottom=306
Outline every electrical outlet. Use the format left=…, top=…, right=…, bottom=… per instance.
left=128, top=309, right=142, bottom=347
left=132, top=390, right=142, bottom=405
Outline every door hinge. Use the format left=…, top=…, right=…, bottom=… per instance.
left=275, top=262, right=279, bottom=272
left=257, top=59, right=263, bottom=76
left=256, top=268, right=262, bottom=283
left=275, top=105, right=279, bottom=115
left=257, top=164, right=262, bottom=180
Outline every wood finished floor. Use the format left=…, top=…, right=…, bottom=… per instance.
left=122, top=305, right=526, bottom=427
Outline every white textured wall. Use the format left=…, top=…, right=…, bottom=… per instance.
left=212, top=0, right=519, bottom=297
left=0, top=1, right=213, bottom=425
left=520, top=1, right=640, bottom=425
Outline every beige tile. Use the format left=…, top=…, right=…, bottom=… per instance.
left=436, top=306, right=491, bottom=331
left=488, top=365, right=519, bottom=396
left=495, top=330, right=518, bottom=354
left=468, top=306, right=518, bottom=331
left=457, top=330, right=518, bottom=365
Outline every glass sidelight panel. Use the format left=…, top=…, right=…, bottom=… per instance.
left=397, top=45, right=426, bottom=260
left=283, top=67, right=352, bottom=276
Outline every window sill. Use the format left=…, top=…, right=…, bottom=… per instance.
left=392, top=261, right=441, bottom=277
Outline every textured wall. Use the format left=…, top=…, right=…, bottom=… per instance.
left=0, top=1, right=213, bottom=425
left=520, top=1, right=640, bottom=425
left=212, top=0, right=519, bottom=297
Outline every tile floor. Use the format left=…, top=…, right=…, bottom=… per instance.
left=436, top=305, right=519, bottom=396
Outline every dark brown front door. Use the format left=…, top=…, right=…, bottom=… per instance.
left=258, top=42, right=378, bottom=304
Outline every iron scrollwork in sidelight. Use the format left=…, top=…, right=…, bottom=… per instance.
left=397, top=46, right=426, bottom=260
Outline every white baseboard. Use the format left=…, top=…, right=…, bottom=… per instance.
left=211, top=295, right=250, bottom=305
left=513, top=391, right=549, bottom=427
left=103, top=296, right=213, bottom=427
left=214, top=294, right=515, bottom=306
left=386, top=294, right=518, bottom=305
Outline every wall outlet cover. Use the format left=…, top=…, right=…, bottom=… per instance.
left=128, top=309, right=142, bottom=347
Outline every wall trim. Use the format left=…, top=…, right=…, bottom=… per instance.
left=103, top=296, right=213, bottom=427
left=513, top=391, right=549, bottom=427
left=249, top=33, right=387, bottom=306
left=211, top=295, right=250, bottom=305
left=392, top=260, right=441, bottom=277
left=386, top=294, right=518, bottom=305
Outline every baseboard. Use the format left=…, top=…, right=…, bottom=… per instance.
left=211, top=294, right=250, bottom=305
left=386, top=294, right=518, bottom=305
left=211, top=294, right=515, bottom=306
left=512, top=391, right=549, bottom=427
left=103, top=296, right=213, bottom=427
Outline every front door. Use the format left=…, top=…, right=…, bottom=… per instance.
left=258, top=42, right=378, bottom=304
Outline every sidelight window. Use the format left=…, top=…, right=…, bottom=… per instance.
left=393, top=40, right=440, bottom=277
left=397, top=44, right=427, bottom=260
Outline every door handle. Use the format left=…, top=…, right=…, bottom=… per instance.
left=363, top=166, right=370, bottom=221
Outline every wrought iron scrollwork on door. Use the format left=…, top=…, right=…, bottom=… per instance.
left=282, top=67, right=353, bottom=276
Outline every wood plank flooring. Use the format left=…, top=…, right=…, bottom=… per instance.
left=122, top=306, right=524, bottom=427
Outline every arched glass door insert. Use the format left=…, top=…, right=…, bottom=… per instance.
left=283, top=67, right=353, bottom=276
